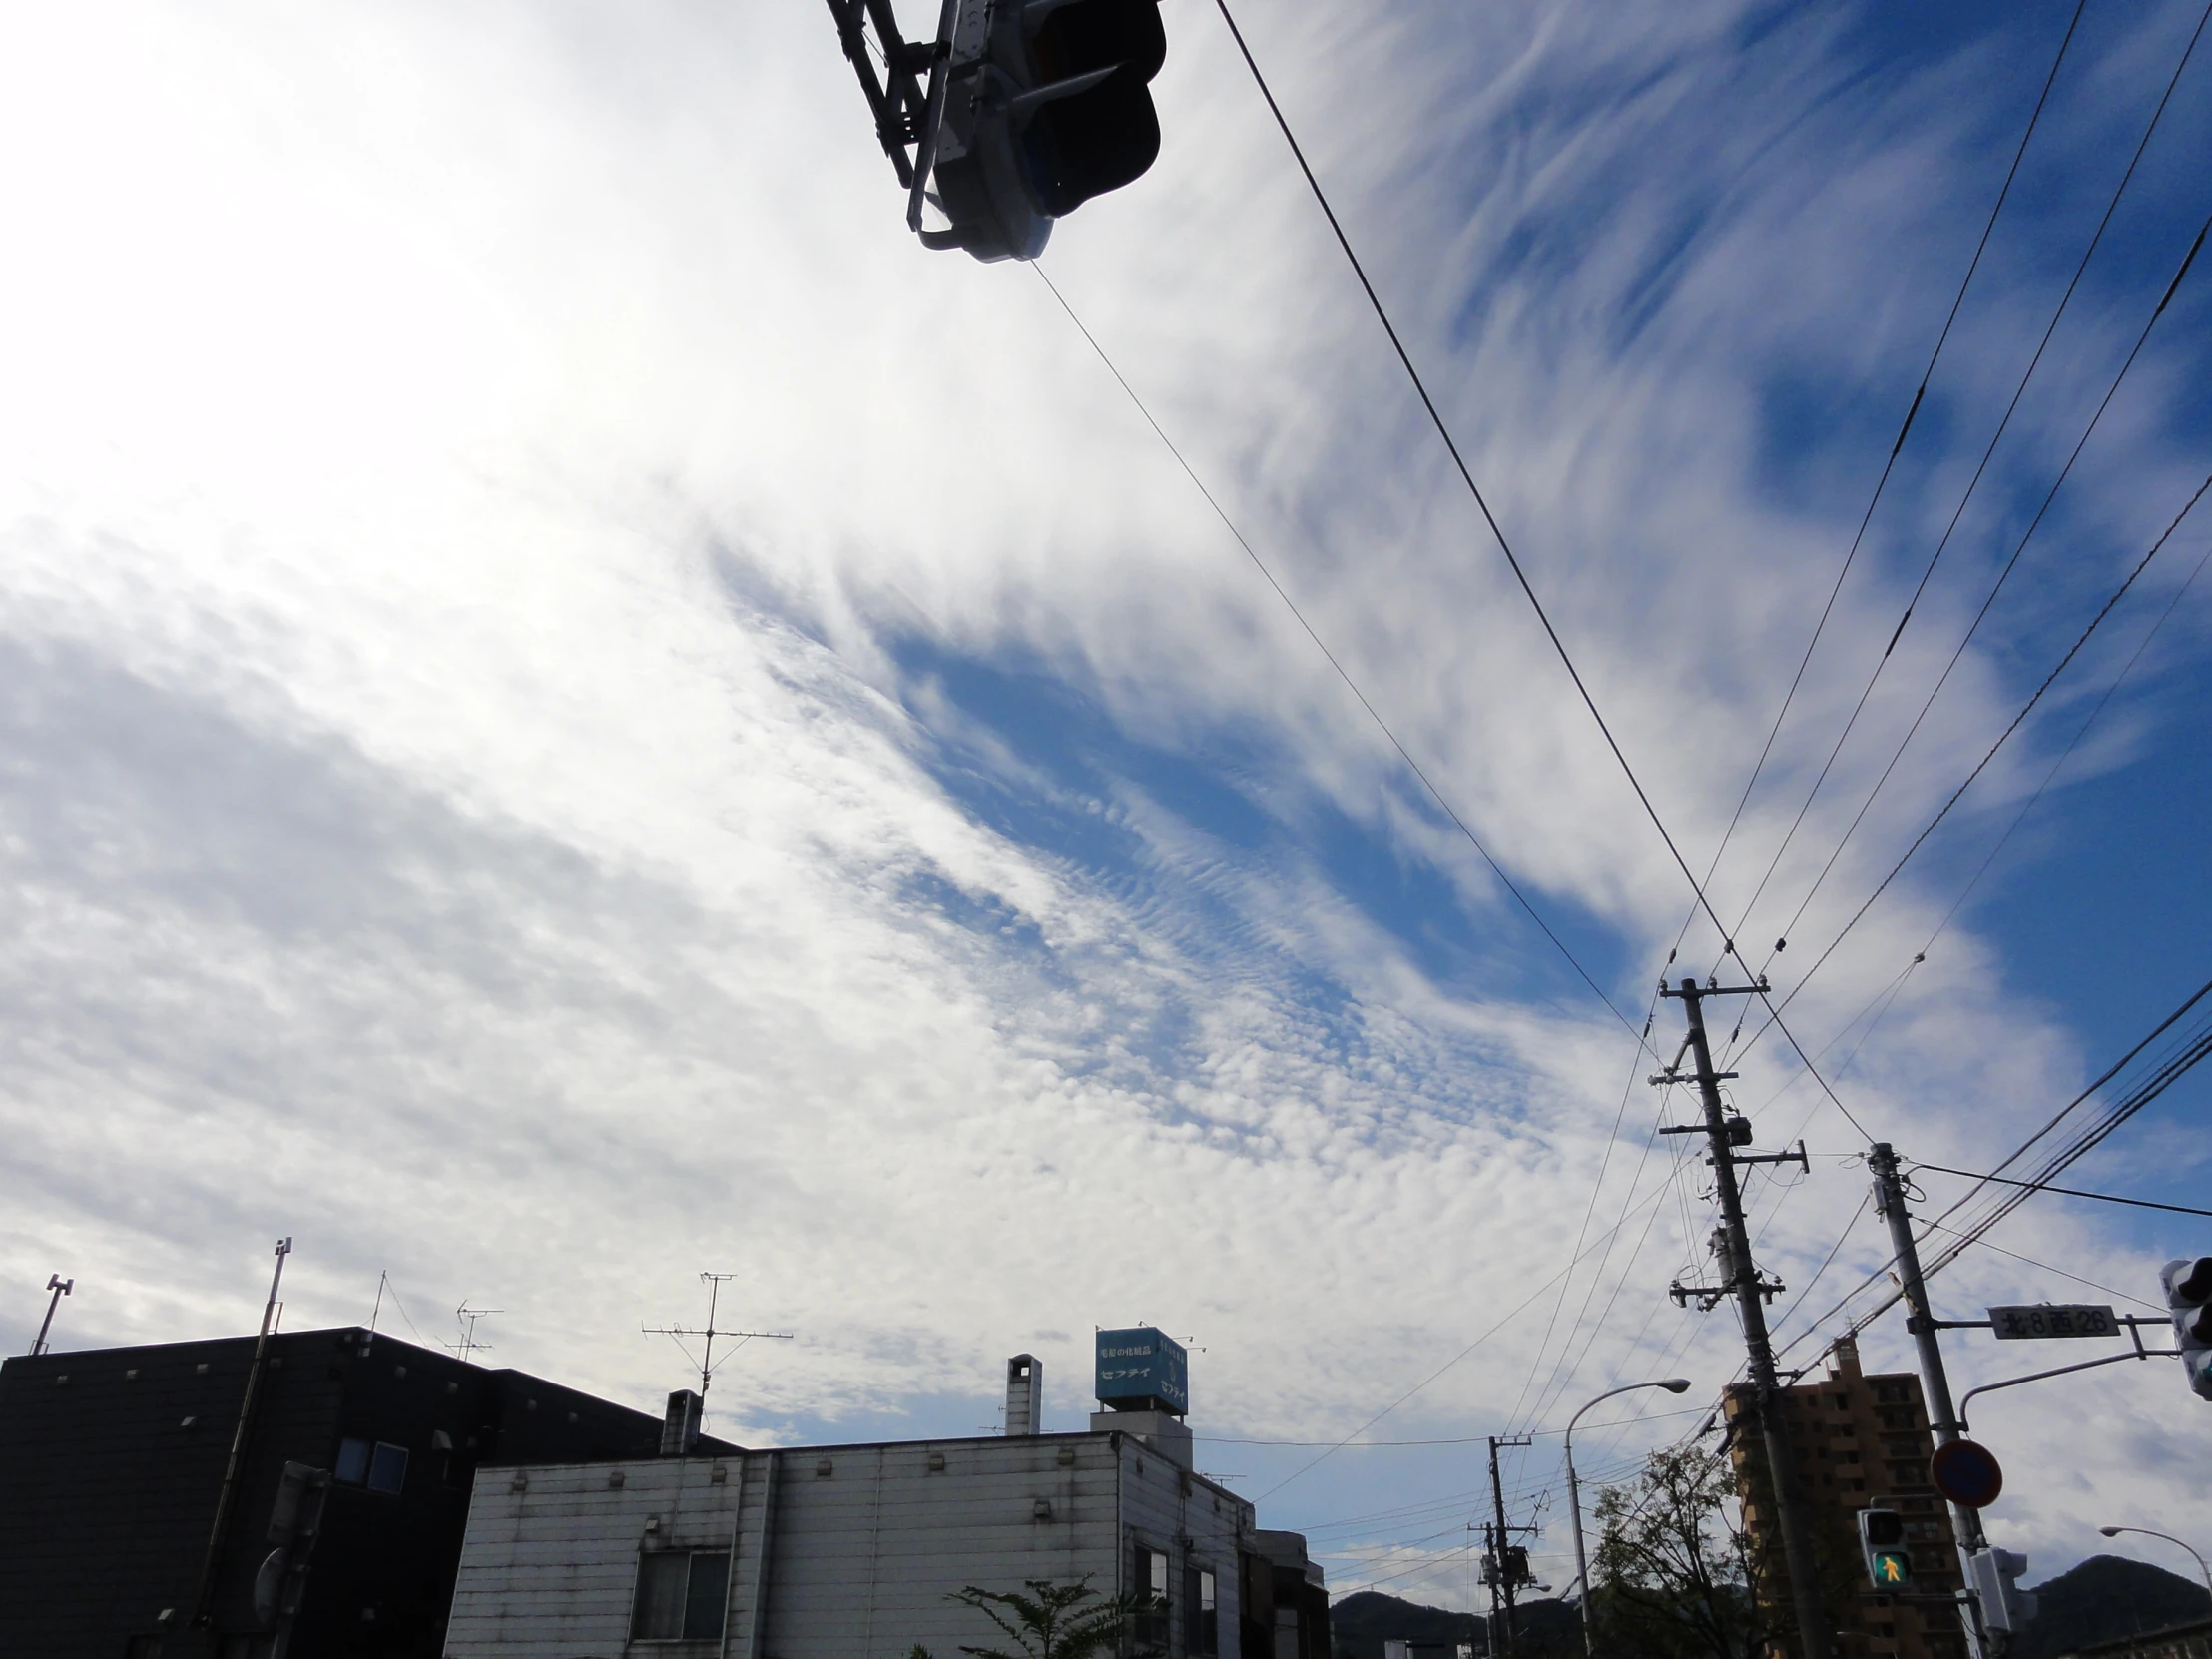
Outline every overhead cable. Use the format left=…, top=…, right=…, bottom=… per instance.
left=1743, top=470, right=2212, bottom=1052
left=1032, top=263, right=1650, bottom=1048
left=1691, top=0, right=2089, bottom=949
left=1912, top=1163, right=2212, bottom=1219
left=1721, top=1, right=2209, bottom=955
left=1209, top=0, right=1748, bottom=960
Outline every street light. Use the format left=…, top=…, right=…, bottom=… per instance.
left=1565, top=1379, right=1693, bottom=1659
left=2099, top=1526, right=2212, bottom=1600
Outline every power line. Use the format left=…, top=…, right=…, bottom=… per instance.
left=1747, top=222, right=2212, bottom=1000
left=1887, top=532, right=2212, bottom=980
left=1911, top=1163, right=2212, bottom=1219
left=1772, top=976, right=2212, bottom=1360
left=1693, top=0, right=2089, bottom=953
left=1208, top=0, right=1749, bottom=964
left=1719, top=1, right=2208, bottom=957
left=1504, top=989, right=1666, bottom=1435
left=1720, top=516, right=2212, bottom=1147
left=1743, top=469, right=2212, bottom=1051
left=1914, top=1218, right=2166, bottom=1310
left=1198, top=1405, right=1705, bottom=1449
left=1030, top=264, right=1649, bottom=1048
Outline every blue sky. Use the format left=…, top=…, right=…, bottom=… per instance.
left=1, top=0, right=2209, bottom=1613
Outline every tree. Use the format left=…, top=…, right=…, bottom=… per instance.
left=912, top=1577, right=1162, bottom=1659
left=1588, top=1444, right=1776, bottom=1659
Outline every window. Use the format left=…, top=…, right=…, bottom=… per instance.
left=631, top=1550, right=731, bottom=1642
left=1133, top=1545, right=1169, bottom=1648
left=1185, top=1567, right=1217, bottom=1656
left=335, top=1437, right=371, bottom=1484
left=366, top=1443, right=408, bottom=1495
left=334, top=1437, right=408, bottom=1494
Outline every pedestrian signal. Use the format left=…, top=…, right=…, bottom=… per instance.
left=1858, top=1508, right=1914, bottom=1591
left=2161, top=1257, right=2212, bottom=1400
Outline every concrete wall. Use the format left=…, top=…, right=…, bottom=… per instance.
left=446, top=1430, right=1256, bottom=1659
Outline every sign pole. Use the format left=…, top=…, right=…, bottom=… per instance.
left=1869, top=1146, right=1995, bottom=1657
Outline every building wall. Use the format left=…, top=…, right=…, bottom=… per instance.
left=2064, top=1615, right=2212, bottom=1659
left=446, top=1430, right=1258, bottom=1659
left=0, top=1328, right=674, bottom=1659
left=1728, top=1337, right=1966, bottom=1659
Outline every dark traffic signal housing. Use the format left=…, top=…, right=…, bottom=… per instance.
left=828, top=0, right=1166, bottom=261
left=1857, top=1508, right=1914, bottom=1591
left=2162, top=1256, right=2212, bottom=1400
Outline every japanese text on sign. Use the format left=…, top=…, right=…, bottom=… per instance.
left=1987, top=1304, right=2118, bottom=1340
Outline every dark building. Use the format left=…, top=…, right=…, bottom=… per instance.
left=1246, top=1530, right=1331, bottom=1659
left=0, top=1325, right=726, bottom=1659
left=1727, top=1336, right=1965, bottom=1659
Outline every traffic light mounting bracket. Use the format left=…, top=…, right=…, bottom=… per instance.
left=824, top=0, right=957, bottom=226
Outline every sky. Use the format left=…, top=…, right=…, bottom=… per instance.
left=2, top=0, right=2211, bottom=1613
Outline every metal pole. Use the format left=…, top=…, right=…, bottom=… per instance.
left=1674, top=981, right=1830, bottom=1659
left=1563, top=1379, right=1693, bottom=1659
left=1566, top=1443, right=1588, bottom=1659
left=1488, top=1438, right=1515, bottom=1655
left=195, top=1237, right=291, bottom=1626
left=1869, top=1144, right=1992, bottom=1659
left=1481, top=1521, right=1501, bottom=1658
left=32, top=1275, right=73, bottom=1355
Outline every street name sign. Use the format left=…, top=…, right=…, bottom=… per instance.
left=1986, top=1304, right=2118, bottom=1340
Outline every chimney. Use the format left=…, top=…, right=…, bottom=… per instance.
left=1005, top=1355, right=1043, bottom=1436
left=661, top=1389, right=703, bottom=1456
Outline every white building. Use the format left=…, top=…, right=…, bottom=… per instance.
left=443, top=1356, right=1326, bottom=1659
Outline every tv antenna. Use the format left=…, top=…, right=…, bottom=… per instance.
left=447, top=1302, right=501, bottom=1365
left=33, top=1274, right=74, bottom=1355
left=643, top=1273, right=792, bottom=1399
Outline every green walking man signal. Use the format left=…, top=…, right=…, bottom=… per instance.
left=1858, top=1508, right=1915, bottom=1591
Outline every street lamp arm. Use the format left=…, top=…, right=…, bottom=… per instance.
left=1562, top=1378, right=1691, bottom=1659
left=1565, top=1378, right=1695, bottom=1454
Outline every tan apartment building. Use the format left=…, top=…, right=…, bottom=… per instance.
left=1727, top=1337, right=1967, bottom=1659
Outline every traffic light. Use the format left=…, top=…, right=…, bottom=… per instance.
left=1857, top=1509, right=1913, bottom=1590
left=828, top=0, right=1168, bottom=262
left=2162, top=1257, right=2212, bottom=1400
left=1967, top=1547, right=2038, bottom=1633
left=928, top=0, right=1165, bottom=260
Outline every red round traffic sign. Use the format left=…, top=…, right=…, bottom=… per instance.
left=1930, top=1439, right=2004, bottom=1508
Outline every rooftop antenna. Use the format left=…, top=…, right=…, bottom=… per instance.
left=32, top=1274, right=74, bottom=1356
left=643, top=1272, right=792, bottom=1400
left=447, top=1302, right=501, bottom=1365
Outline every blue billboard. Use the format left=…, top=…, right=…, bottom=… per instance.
left=1095, top=1327, right=1188, bottom=1415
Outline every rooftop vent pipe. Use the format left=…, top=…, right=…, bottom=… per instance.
left=1005, top=1355, right=1043, bottom=1436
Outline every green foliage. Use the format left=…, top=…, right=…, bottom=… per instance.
left=912, top=1577, right=1162, bottom=1659
left=1589, top=1443, right=1774, bottom=1659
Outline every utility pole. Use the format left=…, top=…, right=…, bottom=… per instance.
left=32, top=1274, right=73, bottom=1355
left=644, top=1272, right=793, bottom=1401
left=1659, top=977, right=1829, bottom=1659
left=196, top=1237, right=291, bottom=1627
left=1480, top=1521, right=1501, bottom=1657
left=1869, top=1142, right=1993, bottom=1659
left=1486, top=1433, right=1534, bottom=1653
